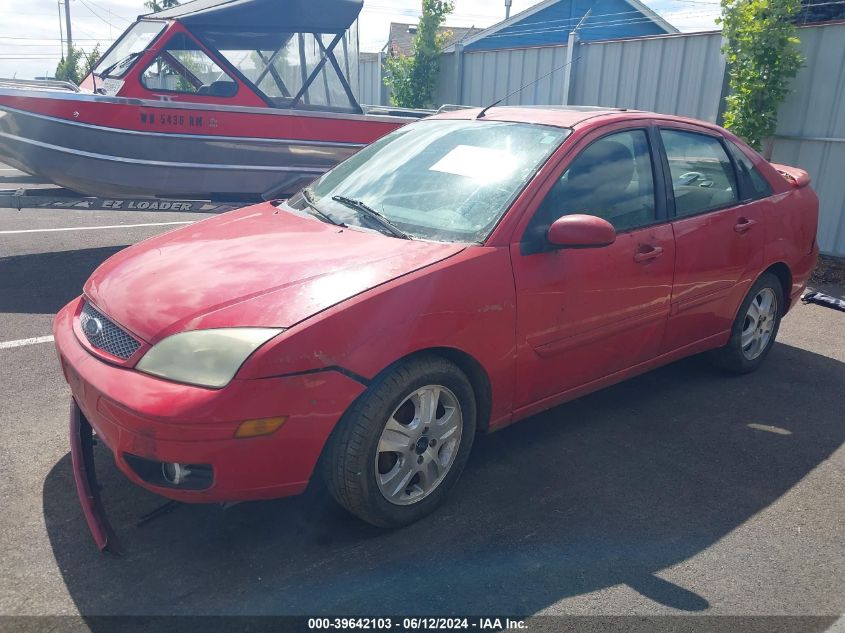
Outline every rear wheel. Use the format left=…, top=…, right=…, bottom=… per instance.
left=709, top=272, right=783, bottom=373
left=322, top=355, right=476, bottom=528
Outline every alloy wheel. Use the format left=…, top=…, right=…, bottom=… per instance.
left=741, top=287, right=778, bottom=360
left=375, top=385, right=463, bottom=506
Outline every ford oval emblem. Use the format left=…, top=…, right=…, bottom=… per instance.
left=83, top=317, right=104, bottom=338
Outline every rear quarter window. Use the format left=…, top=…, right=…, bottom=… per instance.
left=727, top=141, right=773, bottom=201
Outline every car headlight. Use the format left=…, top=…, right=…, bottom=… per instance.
left=136, top=328, right=283, bottom=388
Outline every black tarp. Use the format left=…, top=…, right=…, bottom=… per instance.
left=144, top=0, right=363, bottom=33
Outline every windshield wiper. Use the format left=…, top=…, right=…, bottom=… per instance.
left=302, top=188, right=345, bottom=227
left=331, top=195, right=410, bottom=240
left=97, top=51, right=142, bottom=77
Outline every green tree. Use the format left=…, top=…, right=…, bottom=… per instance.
left=383, top=0, right=454, bottom=108
left=144, top=0, right=180, bottom=12
left=55, top=44, right=101, bottom=85
left=717, top=0, right=803, bottom=155
left=81, top=44, right=101, bottom=76
left=55, top=45, right=84, bottom=84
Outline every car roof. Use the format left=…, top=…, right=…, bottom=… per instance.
left=431, top=105, right=718, bottom=132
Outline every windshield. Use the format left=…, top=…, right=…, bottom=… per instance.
left=94, top=21, right=166, bottom=78
left=288, top=119, right=569, bottom=242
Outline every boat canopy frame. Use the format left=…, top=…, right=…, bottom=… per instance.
left=142, top=0, right=364, bottom=113
left=92, top=0, right=364, bottom=113
left=144, top=0, right=364, bottom=34
left=238, top=31, right=361, bottom=113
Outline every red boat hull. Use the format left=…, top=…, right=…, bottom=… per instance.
left=0, top=89, right=409, bottom=198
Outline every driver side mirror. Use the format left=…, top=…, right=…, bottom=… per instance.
left=547, top=214, right=616, bottom=249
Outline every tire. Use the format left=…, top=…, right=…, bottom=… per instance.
left=708, top=271, right=784, bottom=374
left=322, top=355, right=476, bottom=528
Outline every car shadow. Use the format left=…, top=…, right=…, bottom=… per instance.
left=43, top=343, right=845, bottom=619
left=0, top=246, right=127, bottom=314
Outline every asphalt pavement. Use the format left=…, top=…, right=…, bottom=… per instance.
left=0, top=164, right=843, bottom=628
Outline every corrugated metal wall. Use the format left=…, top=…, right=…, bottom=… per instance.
left=460, top=45, right=569, bottom=105
left=771, top=22, right=845, bottom=257
left=358, top=55, right=382, bottom=106
left=437, top=31, right=726, bottom=119
left=572, top=31, right=726, bottom=121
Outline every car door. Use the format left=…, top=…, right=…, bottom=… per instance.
left=656, top=125, right=766, bottom=353
left=510, top=124, right=675, bottom=411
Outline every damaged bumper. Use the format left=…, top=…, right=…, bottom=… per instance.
left=69, top=400, right=112, bottom=551
left=54, top=298, right=366, bottom=550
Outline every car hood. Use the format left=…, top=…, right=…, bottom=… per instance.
left=84, top=203, right=464, bottom=342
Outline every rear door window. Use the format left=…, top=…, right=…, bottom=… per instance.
left=660, top=129, right=738, bottom=217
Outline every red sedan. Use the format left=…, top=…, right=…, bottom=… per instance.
left=54, top=106, right=819, bottom=548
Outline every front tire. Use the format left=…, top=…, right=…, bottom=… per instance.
left=322, top=355, right=476, bottom=528
left=709, top=272, right=784, bottom=373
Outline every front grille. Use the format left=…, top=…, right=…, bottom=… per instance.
left=80, top=301, right=141, bottom=360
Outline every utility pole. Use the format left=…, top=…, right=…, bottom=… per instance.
left=57, top=0, right=64, bottom=59
left=64, top=0, right=73, bottom=59
left=505, top=0, right=512, bottom=19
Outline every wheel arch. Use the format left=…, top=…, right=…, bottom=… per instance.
left=763, top=261, right=793, bottom=312
left=378, top=347, right=494, bottom=433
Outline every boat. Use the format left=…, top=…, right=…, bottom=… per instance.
left=0, top=0, right=428, bottom=200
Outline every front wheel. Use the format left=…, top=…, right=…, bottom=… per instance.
left=322, top=355, right=476, bottom=528
left=709, top=272, right=784, bottom=373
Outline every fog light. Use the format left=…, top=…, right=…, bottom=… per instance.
left=161, top=462, right=191, bottom=485
left=234, top=416, right=287, bottom=439
left=123, top=454, right=213, bottom=490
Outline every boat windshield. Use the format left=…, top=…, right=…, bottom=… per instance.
left=195, top=25, right=360, bottom=113
left=94, top=21, right=166, bottom=78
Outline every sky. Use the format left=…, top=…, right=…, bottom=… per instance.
left=0, top=0, right=721, bottom=80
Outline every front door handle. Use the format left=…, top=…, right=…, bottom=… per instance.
left=634, top=244, right=664, bottom=264
left=734, top=217, right=758, bottom=233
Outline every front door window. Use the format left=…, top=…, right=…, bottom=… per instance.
left=523, top=129, right=657, bottom=252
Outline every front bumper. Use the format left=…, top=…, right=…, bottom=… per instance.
left=55, top=296, right=365, bottom=510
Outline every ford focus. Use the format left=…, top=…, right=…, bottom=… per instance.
left=53, top=106, right=819, bottom=549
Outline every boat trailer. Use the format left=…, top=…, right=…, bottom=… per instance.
left=0, top=187, right=252, bottom=214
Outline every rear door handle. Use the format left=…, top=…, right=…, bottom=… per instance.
left=634, top=244, right=664, bottom=263
left=734, top=217, right=758, bottom=233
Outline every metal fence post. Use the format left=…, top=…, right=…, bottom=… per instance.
left=455, top=42, right=465, bottom=105
left=715, top=34, right=730, bottom=125
left=561, top=32, right=578, bottom=106
left=378, top=50, right=387, bottom=106
left=562, top=10, right=590, bottom=106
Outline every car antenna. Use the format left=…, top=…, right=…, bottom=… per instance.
left=477, top=10, right=591, bottom=119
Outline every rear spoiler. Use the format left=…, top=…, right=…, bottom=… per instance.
left=770, top=163, right=811, bottom=188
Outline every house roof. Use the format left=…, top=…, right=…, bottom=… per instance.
left=444, top=0, right=678, bottom=52
left=387, top=22, right=484, bottom=56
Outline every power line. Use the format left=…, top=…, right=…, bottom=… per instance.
left=76, top=0, right=122, bottom=30
left=476, top=10, right=720, bottom=39
left=84, top=0, right=133, bottom=23
left=0, top=35, right=112, bottom=41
